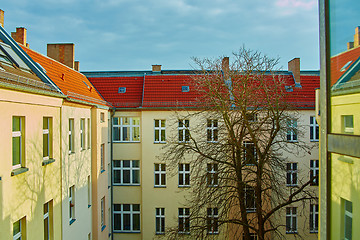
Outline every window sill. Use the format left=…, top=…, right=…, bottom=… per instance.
left=11, top=167, right=29, bottom=176
left=154, top=142, right=166, bottom=144
left=108, top=185, right=111, bottom=189
left=155, top=232, right=165, bottom=235
left=113, top=230, right=141, bottom=233
left=113, top=184, right=141, bottom=186
left=310, top=139, right=319, bottom=142
left=178, top=185, right=191, bottom=188
left=69, top=219, right=76, bottom=225
left=207, top=232, right=219, bottom=235
left=154, top=186, right=166, bottom=188
left=101, top=225, right=106, bottom=232
left=113, top=141, right=141, bottom=143
left=42, top=158, right=55, bottom=166
left=286, top=231, right=298, bottom=234
left=286, top=184, right=298, bottom=187
left=310, top=231, right=318, bottom=234
left=69, top=152, right=75, bottom=155
left=88, top=204, right=91, bottom=208
left=287, top=140, right=298, bottom=143
left=101, top=169, right=105, bottom=174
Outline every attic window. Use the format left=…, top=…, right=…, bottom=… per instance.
left=341, top=61, right=353, bottom=72
left=36, top=62, right=47, bottom=73
left=83, top=81, right=90, bottom=89
left=182, top=86, right=190, bottom=92
left=118, top=87, right=126, bottom=93
left=285, top=86, right=293, bottom=92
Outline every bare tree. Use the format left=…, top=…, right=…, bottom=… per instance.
left=162, top=47, right=317, bottom=240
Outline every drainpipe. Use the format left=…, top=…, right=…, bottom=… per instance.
left=110, top=107, right=115, bottom=240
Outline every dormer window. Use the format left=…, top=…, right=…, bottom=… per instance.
left=118, top=87, right=126, bottom=93
left=182, top=86, right=189, bottom=92
left=340, top=61, right=352, bottom=72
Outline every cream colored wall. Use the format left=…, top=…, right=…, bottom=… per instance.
left=61, top=103, right=92, bottom=240
left=0, top=88, right=62, bottom=240
left=330, top=93, right=360, bottom=239
left=91, top=107, right=110, bottom=240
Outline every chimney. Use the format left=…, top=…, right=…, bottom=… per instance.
left=354, top=26, right=360, bottom=47
left=11, top=27, right=27, bottom=46
left=0, top=9, right=4, bottom=28
left=152, top=65, right=161, bottom=73
left=288, top=58, right=301, bottom=84
left=74, top=61, right=80, bottom=71
left=222, top=57, right=230, bottom=79
left=47, top=43, right=75, bottom=69
left=347, top=42, right=354, bottom=50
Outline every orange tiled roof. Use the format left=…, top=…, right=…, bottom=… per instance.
left=331, top=46, right=360, bottom=86
left=20, top=45, right=108, bottom=106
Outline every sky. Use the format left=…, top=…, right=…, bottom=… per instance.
left=2, top=0, right=320, bottom=71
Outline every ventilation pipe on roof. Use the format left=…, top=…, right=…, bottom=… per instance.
left=11, top=27, right=28, bottom=47
left=74, top=61, right=80, bottom=71
left=288, top=58, right=301, bottom=85
left=47, top=43, right=75, bottom=69
left=152, top=65, right=161, bottom=73
left=0, top=9, right=4, bottom=28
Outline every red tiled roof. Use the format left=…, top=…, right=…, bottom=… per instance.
left=88, top=72, right=319, bottom=109
left=20, top=45, right=108, bottom=106
left=331, top=46, right=360, bottom=86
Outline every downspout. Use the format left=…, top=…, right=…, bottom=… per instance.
left=110, top=107, right=115, bottom=240
left=59, top=100, right=63, bottom=240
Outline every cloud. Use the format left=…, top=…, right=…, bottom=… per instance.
left=275, top=0, right=316, bottom=10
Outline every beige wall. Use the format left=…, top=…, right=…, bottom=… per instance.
left=0, top=88, right=63, bottom=240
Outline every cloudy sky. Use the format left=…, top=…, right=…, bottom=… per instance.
left=2, top=0, right=320, bottom=71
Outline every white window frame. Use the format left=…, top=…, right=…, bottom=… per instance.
left=155, top=208, right=165, bottom=234
left=310, top=160, right=319, bottom=186
left=207, top=119, right=218, bottom=143
left=310, top=204, right=318, bottom=233
left=178, top=119, right=190, bottom=143
left=207, top=163, right=218, bottom=187
left=69, top=119, right=74, bottom=154
left=286, top=163, right=298, bottom=186
left=12, top=116, right=24, bottom=170
left=69, top=185, right=75, bottom=222
left=310, top=116, right=319, bottom=141
left=343, top=115, right=354, bottom=134
left=243, top=141, right=257, bottom=165
left=87, top=118, right=91, bottom=149
left=13, top=219, right=22, bottom=240
left=43, top=117, right=52, bottom=161
left=287, top=119, right=298, bottom=142
left=154, top=119, right=166, bottom=143
left=113, top=160, right=140, bottom=185
left=113, top=117, right=140, bottom=142
left=101, top=197, right=105, bottom=228
left=286, top=207, right=297, bottom=234
left=178, top=208, right=190, bottom=234
left=207, top=208, right=219, bottom=234
left=113, top=204, right=140, bottom=232
left=344, top=199, right=352, bottom=240
left=178, top=163, right=190, bottom=187
left=101, top=144, right=105, bottom=172
left=245, top=185, right=256, bottom=212
left=88, top=175, right=91, bottom=207
left=80, top=118, right=85, bottom=150
left=154, top=163, right=166, bottom=187
left=44, top=201, right=52, bottom=240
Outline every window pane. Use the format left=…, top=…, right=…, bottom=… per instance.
left=161, top=130, right=165, bottom=141
left=123, top=170, right=130, bottom=183
left=123, top=214, right=131, bottom=230
left=133, top=204, right=140, bottom=211
left=113, top=127, right=120, bottom=141
left=133, top=214, right=140, bottom=230
left=13, top=220, right=20, bottom=235
left=123, top=160, right=130, bottom=167
left=133, top=170, right=140, bottom=184
left=132, top=160, right=139, bottom=167
left=114, top=214, right=121, bottom=230
left=114, top=170, right=121, bottom=183
left=13, top=117, right=20, bottom=131
left=12, top=137, right=21, bottom=166
left=43, top=134, right=49, bottom=157
left=133, top=127, right=140, bottom=141
left=122, top=127, right=130, bottom=141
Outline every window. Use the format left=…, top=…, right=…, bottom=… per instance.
left=13, top=217, right=25, bottom=240
left=12, top=116, right=24, bottom=169
left=207, top=119, right=218, bottom=142
left=207, top=163, right=218, bottom=187
left=178, top=119, right=190, bottom=143
left=287, top=119, right=297, bottom=142
left=69, top=119, right=74, bottom=154
left=178, top=163, right=190, bottom=187
left=343, top=199, right=352, bottom=240
left=207, top=208, right=218, bottom=234
left=100, top=112, right=105, bottom=122
left=181, top=86, right=190, bottom=92
left=243, top=141, right=257, bottom=165
left=286, top=207, right=297, bottom=233
left=310, top=160, right=319, bottom=186
left=310, top=116, right=319, bottom=141
left=43, top=117, right=52, bottom=161
left=155, top=208, right=165, bottom=234
left=154, top=164, right=166, bottom=187
left=118, top=87, right=126, bottom=93
left=310, top=204, right=319, bottom=233
left=286, top=163, right=298, bottom=186
left=87, top=176, right=91, bottom=207
left=342, top=115, right=354, bottom=134
left=101, top=144, right=105, bottom=172
left=81, top=119, right=85, bottom=150
left=113, top=117, right=140, bottom=142
left=113, top=204, right=140, bottom=232
left=154, top=120, right=166, bottom=143
left=87, top=118, right=91, bottom=149
left=113, top=160, right=140, bottom=185
left=101, top=197, right=106, bottom=230
left=178, top=208, right=190, bottom=234
left=44, top=201, right=53, bottom=240
left=245, top=185, right=256, bottom=212
left=69, top=185, right=75, bottom=223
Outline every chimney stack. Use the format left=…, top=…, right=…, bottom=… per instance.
left=222, top=57, right=230, bottom=79
left=288, top=58, right=301, bottom=84
left=74, top=61, right=80, bottom=71
left=152, top=65, right=161, bottom=73
left=0, top=9, right=4, bottom=28
left=354, top=26, right=360, bottom=48
left=11, top=27, right=27, bottom=46
left=47, top=43, right=75, bottom=69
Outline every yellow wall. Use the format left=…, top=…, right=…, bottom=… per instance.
left=0, top=88, right=63, bottom=240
